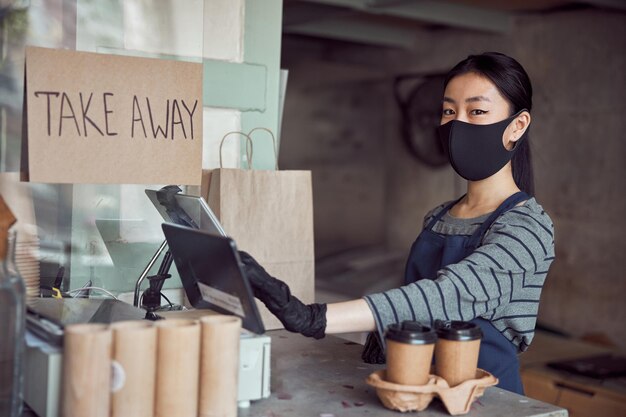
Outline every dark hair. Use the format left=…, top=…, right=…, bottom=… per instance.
left=443, top=52, right=535, bottom=196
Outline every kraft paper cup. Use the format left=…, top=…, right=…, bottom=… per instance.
left=385, top=321, right=437, bottom=386
left=62, top=324, right=112, bottom=417
left=154, top=319, right=201, bottom=417
left=434, top=320, right=482, bottom=387
left=110, top=321, right=157, bottom=417
left=199, top=315, right=242, bottom=417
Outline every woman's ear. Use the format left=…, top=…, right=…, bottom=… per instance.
left=510, top=111, right=531, bottom=143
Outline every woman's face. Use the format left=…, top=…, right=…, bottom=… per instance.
left=441, top=72, right=529, bottom=150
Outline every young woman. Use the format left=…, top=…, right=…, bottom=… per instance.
left=240, top=52, right=555, bottom=395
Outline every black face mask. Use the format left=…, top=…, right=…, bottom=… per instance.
left=437, top=110, right=528, bottom=181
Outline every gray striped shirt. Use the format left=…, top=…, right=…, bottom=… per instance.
left=363, top=197, right=555, bottom=352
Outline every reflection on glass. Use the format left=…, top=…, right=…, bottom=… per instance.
left=0, top=0, right=205, bottom=297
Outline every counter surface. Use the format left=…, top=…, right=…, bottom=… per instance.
left=240, top=330, right=568, bottom=417
left=21, top=329, right=569, bottom=417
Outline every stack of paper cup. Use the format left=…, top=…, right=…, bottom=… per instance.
left=0, top=173, right=39, bottom=302
left=111, top=321, right=157, bottom=417
left=62, top=323, right=112, bottom=417
left=199, top=315, right=242, bottom=417
left=14, top=229, right=40, bottom=303
left=154, top=319, right=201, bottom=417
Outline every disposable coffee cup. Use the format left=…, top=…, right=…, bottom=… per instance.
left=385, top=321, right=437, bottom=386
left=434, top=320, right=482, bottom=387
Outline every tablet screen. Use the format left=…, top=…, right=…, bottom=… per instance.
left=162, top=222, right=265, bottom=334
left=145, top=189, right=226, bottom=236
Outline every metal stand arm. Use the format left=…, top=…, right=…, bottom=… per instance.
left=133, top=240, right=168, bottom=307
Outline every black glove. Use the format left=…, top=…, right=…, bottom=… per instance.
left=239, top=251, right=327, bottom=339
left=361, top=331, right=386, bottom=364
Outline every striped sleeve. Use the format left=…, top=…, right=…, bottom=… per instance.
left=363, top=205, right=555, bottom=352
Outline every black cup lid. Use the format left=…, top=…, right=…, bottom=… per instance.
left=385, top=321, right=437, bottom=345
left=434, top=320, right=482, bottom=341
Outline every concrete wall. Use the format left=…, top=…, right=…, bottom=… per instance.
left=281, top=9, right=626, bottom=347
left=279, top=49, right=390, bottom=258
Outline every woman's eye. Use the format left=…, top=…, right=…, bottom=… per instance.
left=470, top=109, right=488, bottom=115
left=442, top=108, right=455, bottom=116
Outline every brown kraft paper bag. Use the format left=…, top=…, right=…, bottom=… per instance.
left=202, top=129, right=315, bottom=330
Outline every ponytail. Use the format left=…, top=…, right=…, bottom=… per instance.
left=511, top=136, right=534, bottom=196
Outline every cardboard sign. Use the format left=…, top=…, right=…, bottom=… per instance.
left=23, top=47, right=203, bottom=185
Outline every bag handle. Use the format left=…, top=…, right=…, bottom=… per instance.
left=248, top=127, right=279, bottom=170
left=219, top=131, right=253, bottom=169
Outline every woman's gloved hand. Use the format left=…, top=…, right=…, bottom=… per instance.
left=239, top=251, right=327, bottom=339
left=361, top=332, right=386, bottom=364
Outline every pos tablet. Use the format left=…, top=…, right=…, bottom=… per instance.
left=145, top=189, right=226, bottom=236
left=161, top=222, right=265, bottom=334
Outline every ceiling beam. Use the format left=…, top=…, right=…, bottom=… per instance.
left=284, top=16, right=418, bottom=48
left=577, top=0, right=626, bottom=11
left=300, top=0, right=513, bottom=33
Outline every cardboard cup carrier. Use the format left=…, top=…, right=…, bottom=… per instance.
left=385, top=321, right=437, bottom=385
left=435, top=320, right=482, bottom=387
left=369, top=320, right=495, bottom=415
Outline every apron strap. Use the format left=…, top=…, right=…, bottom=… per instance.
left=467, top=191, right=530, bottom=248
left=425, top=194, right=466, bottom=230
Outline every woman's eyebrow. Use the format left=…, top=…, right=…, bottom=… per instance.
left=465, top=95, right=491, bottom=103
left=442, top=96, right=492, bottom=104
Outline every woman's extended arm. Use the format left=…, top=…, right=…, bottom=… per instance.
left=325, top=299, right=376, bottom=334
left=240, top=200, right=553, bottom=350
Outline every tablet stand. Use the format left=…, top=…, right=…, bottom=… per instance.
left=141, top=250, right=175, bottom=312
left=133, top=240, right=167, bottom=307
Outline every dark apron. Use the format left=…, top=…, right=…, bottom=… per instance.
left=404, top=192, right=529, bottom=394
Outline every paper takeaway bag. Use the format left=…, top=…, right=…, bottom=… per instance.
left=202, top=129, right=314, bottom=330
